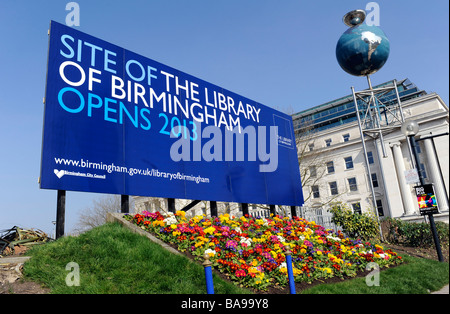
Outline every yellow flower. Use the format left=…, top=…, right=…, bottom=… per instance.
left=316, top=250, right=322, bottom=255
left=170, top=224, right=178, bottom=230
left=204, top=226, right=215, bottom=235
left=175, top=210, right=186, bottom=218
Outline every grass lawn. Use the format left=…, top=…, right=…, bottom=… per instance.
left=300, top=254, right=449, bottom=294
left=23, top=222, right=448, bottom=294
left=23, top=222, right=249, bottom=294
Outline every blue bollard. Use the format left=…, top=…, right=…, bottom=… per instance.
left=285, top=247, right=296, bottom=294
left=203, top=253, right=215, bottom=294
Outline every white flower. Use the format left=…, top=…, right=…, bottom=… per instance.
left=278, top=262, right=287, bottom=270
left=204, top=249, right=215, bottom=256
left=163, top=213, right=177, bottom=225
left=240, top=236, right=252, bottom=247
left=326, top=235, right=341, bottom=242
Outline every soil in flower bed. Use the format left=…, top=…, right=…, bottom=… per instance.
left=386, top=243, right=449, bottom=263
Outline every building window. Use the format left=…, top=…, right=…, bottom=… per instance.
left=312, top=185, right=320, bottom=198
left=325, top=138, right=332, bottom=147
left=348, top=177, right=358, bottom=191
left=352, top=202, right=361, bottom=214
left=327, top=161, right=335, bottom=174
left=308, top=143, right=314, bottom=151
left=376, top=200, right=384, bottom=217
left=309, top=166, right=317, bottom=178
left=371, top=173, right=379, bottom=188
left=329, top=181, right=338, bottom=195
left=344, top=156, right=354, bottom=169
left=367, top=151, right=374, bottom=164
left=343, top=134, right=350, bottom=142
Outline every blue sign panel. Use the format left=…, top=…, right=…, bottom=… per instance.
left=40, top=21, right=304, bottom=206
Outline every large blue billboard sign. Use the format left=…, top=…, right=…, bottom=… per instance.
left=41, top=21, right=304, bottom=206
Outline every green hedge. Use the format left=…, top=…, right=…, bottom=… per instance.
left=384, top=217, right=449, bottom=247
left=329, top=202, right=381, bottom=242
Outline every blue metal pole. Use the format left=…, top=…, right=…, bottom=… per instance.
left=285, top=248, right=296, bottom=294
left=203, top=253, right=215, bottom=294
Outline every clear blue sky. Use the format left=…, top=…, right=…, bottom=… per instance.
left=0, top=0, right=448, bottom=236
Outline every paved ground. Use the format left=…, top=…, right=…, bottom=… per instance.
left=432, top=284, right=449, bottom=294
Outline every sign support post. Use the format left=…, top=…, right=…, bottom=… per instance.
left=290, top=205, right=297, bottom=218
left=269, top=205, right=276, bottom=216
left=56, top=190, right=66, bottom=239
left=121, top=195, right=129, bottom=213
left=167, top=198, right=176, bottom=213
left=210, top=201, right=218, bottom=217
left=241, top=203, right=249, bottom=216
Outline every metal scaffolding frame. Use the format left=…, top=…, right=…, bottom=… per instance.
left=351, top=78, right=411, bottom=240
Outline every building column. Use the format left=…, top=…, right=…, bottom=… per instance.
left=422, top=138, right=449, bottom=212
left=390, top=142, right=416, bottom=215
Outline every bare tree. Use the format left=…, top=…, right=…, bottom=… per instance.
left=295, top=123, right=345, bottom=207
left=73, top=195, right=121, bottom=234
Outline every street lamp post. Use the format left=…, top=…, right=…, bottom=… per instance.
left=401, top=120, right=444, bottom=262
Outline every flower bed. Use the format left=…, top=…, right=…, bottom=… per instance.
left=124, top=211, right=403, bottom=291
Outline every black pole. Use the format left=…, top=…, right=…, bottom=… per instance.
left=241, top=203, right=249, bottom=216
left=167, top=198, right=176, bottom=213
left=121, top=195, right=129, bottom=213
left=409, top=136, right=424, bottom=185
left=210, top=201, right=218, bottom=217
left=269, top=205, right=276, bottom=216
left=290, top=206, right=297, bottom=218
left=56, top=190, right=66, bottom=239
left=409, top=135, right=444, bottom=262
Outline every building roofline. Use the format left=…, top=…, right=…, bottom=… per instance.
left=292, top=78, right=411, bottom=118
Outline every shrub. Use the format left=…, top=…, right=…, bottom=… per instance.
left=384, top=217, right=449, bottom=248
left=329, top=202, right=381, bottom=242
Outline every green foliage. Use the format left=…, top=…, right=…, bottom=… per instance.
left=330, top=202, right=381, bottom=242
left=384, top=217, right=449, bottom=248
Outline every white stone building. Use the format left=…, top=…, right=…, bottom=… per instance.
left=293, top=78, right=449, bottom=223
left=133, top=78, right=448, bottom=224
